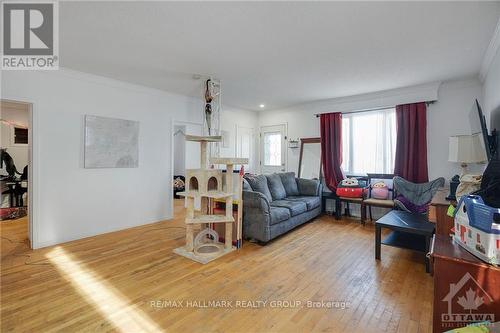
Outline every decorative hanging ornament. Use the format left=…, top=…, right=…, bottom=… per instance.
left=205, top=79, right=213, bottom=135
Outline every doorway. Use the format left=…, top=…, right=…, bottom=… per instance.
left=172, top=121, right=202, bottom=219
left=260, top=124, right=287, bottom=174
left=1, top=100, right=33, bottom=249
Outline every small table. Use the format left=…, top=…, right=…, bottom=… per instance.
left=375, top=210, right=435, bottom=272
left=322, top=191, right=341, bottom=219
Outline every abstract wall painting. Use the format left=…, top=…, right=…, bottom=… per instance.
left=84, top=115, right=139, bottom=168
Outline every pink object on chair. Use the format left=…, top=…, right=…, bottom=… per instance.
left=371, top=181, right=389, bottom=200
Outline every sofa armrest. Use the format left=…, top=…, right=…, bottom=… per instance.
left=242, top=190, right=272, bottom=242
left=296, top=178, right=321, bottom=196
left=243, top=190, right=271, bottom=214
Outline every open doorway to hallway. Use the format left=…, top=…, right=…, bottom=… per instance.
left=1, top=100, right=32, bottom=253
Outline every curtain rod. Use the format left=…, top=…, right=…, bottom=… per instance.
left=314, top=100, right=436, bottom=118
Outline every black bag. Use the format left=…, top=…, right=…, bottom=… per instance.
left=475, top=159, right=500, bottom=208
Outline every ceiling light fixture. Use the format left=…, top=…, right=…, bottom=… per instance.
left=259, top=104, right=265, bottom=108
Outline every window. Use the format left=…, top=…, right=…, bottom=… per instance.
left=260, top=124, right=286, bottom=174
left=263, top=132, right=282, bottom=166
left=342, top=108, right=396, bottom=175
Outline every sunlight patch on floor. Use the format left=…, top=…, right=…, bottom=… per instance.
left=46, top=247, right=162, bottom=332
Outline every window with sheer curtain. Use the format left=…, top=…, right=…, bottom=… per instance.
left=341, top=108, right=396, bottom=175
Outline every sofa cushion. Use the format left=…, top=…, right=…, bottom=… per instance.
left=266, top=174, right=287, bottom=200
left=297, top=178, right=320, bottom=196
left=245, top=175, right=273, bottom=202
left=270, top=207, right=291, bottom=225
left=279, top=172, right=300, bottom=196
left=286, top=196, right=321, bottom=210
left=270, top=200, right=307, bottom=216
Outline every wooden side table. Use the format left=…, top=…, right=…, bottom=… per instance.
left=429, top=188, right=456, bottom=237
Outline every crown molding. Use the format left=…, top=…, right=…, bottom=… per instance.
left=278, top=81, right=442, bottom=115
left=480, top=17, right=500, bottom=82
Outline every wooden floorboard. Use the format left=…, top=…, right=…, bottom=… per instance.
left=1, top=200, right=433, bottom=332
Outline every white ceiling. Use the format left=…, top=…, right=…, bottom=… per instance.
left=60, top=1, right=500, bottom=111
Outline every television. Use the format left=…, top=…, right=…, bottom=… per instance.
left=469, top=99, right=498, bottom=161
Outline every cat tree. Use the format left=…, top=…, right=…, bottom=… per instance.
left=174, top=135, right=248, bottom=264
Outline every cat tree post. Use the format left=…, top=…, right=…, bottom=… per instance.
left=225, top=163, right=234, bottom=250
left=186, top=197, right=195, bottom=251
left=200, top=140, right=207, bottom=170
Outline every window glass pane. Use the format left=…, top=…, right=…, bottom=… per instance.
left=264, top=132, right=281, bottom=166
left=341, top=109, right=396, bottom=175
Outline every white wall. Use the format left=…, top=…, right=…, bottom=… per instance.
left=1, top=68, right=258, bottom=248
left=483, top=46, right=500, bottom=131
left=172, top=107, right=259, bottom=175
left=219, top=106, right=259, bottom=173
left=0, top=103, right=29, bottom=172
left=427, top=78, right=485, bottom=179
left=258, top=78, right=484, bottom=182
left=258, top=109, right=317, bottom=175
left=2, top=69, right=205, bottom=248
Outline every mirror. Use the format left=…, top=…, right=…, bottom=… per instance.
left=298, top=138, right=321, bottom=179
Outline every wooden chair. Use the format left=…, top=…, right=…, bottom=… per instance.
left=335, top=175, right=369, bottom=223
left=362, top=173, right=395, bottom=222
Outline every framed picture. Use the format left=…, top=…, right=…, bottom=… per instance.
left=84, top=115, right=139, bottom=168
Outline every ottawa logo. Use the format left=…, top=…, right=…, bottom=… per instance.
left=441, top=272, right=495, bottom=327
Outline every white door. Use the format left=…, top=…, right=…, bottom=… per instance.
left=260, top=124, right=286, bottom=174
left=236, top=125, right=254, bottom=173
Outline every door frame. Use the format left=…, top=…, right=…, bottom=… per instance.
left=1, top=99, right=36, bottom=249
left=170, top=119, right=203, bottom=217
left=259, top=123, right=288, bottom=174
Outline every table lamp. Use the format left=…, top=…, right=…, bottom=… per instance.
left=447, top=134, right=487, bottom=200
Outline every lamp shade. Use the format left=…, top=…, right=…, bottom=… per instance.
left=448, top=134, right=487, bottom=164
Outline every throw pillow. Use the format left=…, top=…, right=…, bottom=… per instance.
left=266, top=174, right=287, bottom=200
left=245, top=175, right=273, bottom=202
left=279, top=172, right=300, bottom=196
left=371, top=181, right=389, bottom=200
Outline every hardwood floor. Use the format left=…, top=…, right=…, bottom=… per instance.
left=1, top=200, right=433, bottom=332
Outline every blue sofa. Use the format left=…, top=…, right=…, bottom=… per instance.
left=242, top=172, right=322, bottom=243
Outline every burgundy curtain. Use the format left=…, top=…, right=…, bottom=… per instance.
left=320, top=112, right=344, bottom=191
left=394, top=102, right=429, bottom=183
